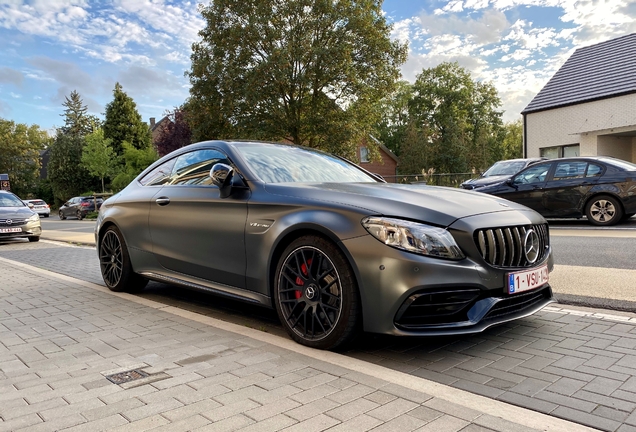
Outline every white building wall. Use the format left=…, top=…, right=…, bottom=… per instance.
left=525, top=93, right=636, bottom=160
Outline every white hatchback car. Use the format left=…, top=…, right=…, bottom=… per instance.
left=24, top=199, right=51, bottom=217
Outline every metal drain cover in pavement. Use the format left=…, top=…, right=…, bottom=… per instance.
left=105, top=369, right=149, bottom=385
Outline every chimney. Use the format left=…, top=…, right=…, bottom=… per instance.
left=150, top=117, right=156, bottom=128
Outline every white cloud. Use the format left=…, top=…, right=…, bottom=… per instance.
left=418, top=9, right=510, bottom=45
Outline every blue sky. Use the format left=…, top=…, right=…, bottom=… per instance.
left=1, top=0, right=635, bottom=134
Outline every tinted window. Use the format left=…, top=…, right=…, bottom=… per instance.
left=171, top=149, right=230, bottom=186
left=140, top=158, right=177, bottom=186
left=513, top=163, right=551, bottom=185
left=586, top=164, right=603, bottom=177
left=553, top=162, right=586, bottom=180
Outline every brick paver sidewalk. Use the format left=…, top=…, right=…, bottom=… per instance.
left=0, top=258, right=591, bottom=432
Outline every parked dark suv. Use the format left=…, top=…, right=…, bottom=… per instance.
left=59, top=196, right=104, bottom=220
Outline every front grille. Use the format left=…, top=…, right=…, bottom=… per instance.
left=395, top=288, right=481, bottom=326
left=484, top=286, right=552, bottom=321
left=475, top=224, right=549, bottom=268
left=0, top=218, right=27, bottom=226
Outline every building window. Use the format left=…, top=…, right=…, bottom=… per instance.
left=540, top=144, right=580, bottom=159
left=360, top=147, right=369, bottom=163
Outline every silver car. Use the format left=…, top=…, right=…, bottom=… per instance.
left=0, top=190, right=41, bottom=242
left=24, top=199, right=51, bottom=217
left=96, top=141, right=554, bottom=350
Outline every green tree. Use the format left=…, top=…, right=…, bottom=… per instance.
left=187, top=0, right=407, bottom=159
left=375, top=80, right=413, bottom=156
left=60, top=90, right=100, bottom=137
left=498, top=119, right=523, bottom=160
left=81, top=129, right=117, bottom=193
left=103, top=83, right=151, bottom=155
left=111, top=141, right=158, bottom=192
left=398, top=62, right=505, bottom=175
left=47, top=134, right=97, bottom=206
left=0, top=118, right=50, bottom=197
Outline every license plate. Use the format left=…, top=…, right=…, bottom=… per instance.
left=0, top=227, right=22, bottom=233
left=508, top=264, right=549, bottom=294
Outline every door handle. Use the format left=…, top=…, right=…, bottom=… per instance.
left=155, top=197, right=170, bottom=206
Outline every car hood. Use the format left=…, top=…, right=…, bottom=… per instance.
left=0, top=206, right=35, bottom=219
left=264, top=182, right=527, bottom=227
left=462, top=175, right=510, bottom=187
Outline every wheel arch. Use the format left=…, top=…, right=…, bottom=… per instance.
left=266, top=224, right=365, bottom=321
left=584, top=192, right=625, bottom=215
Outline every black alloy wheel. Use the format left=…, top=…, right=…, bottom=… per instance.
left=99, top=226, right=148, bottom=292
left=59, top=210, right=66, bottom=220
left=274, top=235, right=360, bottom=350
left=586, top=195, right=623, bottom=226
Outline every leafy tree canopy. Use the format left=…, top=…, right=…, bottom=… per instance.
left=111, top=141, right=158, bottom=192
left=155, top=108, right=193, bottom=157
left=59, top=90, right=100, bottom=137
left=82, top=128, right=117, bottom=193
left=0, top=118, right=50, bottom=198
left=384, top=62, right=505, bottom=175
left=103, top=83, right=151, bottom=155
left=187, top=0, right=407, bottom=159
left=47, top=133, right=99, bottom=205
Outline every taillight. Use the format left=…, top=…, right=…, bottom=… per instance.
left=81, top=202, right=90, bottom=207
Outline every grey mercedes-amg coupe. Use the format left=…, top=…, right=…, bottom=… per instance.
left=96, top=140, right=554, bottom=350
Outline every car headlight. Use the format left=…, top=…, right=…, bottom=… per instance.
left=361, top=217, right=465, bottom=260
left=28, top=213, right=40, bottom=222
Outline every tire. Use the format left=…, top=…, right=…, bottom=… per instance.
left=585, top=195, right=623, bottom=226
left=76, top=210, right=83, bottom=220
left=274, top=235, right=360, bottom=350
left=99, top=225, right=148, bottom=293
left=59, top=211, right=66, bottom=220
left=28, top=236, right=40, bottom=242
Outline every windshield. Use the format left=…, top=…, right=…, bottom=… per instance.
left=483, top=160, right=527, bottom=176
left=0, top=193, right=26, bottom=208
left=234, top=143, right=377, bottom=184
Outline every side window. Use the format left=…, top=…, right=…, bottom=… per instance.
left=170, top=149, right=230, bottom=186
left=553, top=162, right=586, bottom=180
left=139, top=158, right=177, bottom=186
left=586, top=164, right=603, bottom=177
left=513, top=163, right=551, bottom=185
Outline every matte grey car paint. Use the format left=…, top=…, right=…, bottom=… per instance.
left=96, top=140, right=554, bottom=337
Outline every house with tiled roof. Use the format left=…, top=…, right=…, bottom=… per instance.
left=522, top=33, right=636, bottom=163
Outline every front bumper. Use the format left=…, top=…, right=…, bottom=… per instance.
left=342, top=216, right=554, bottom=336
left=0, top=221, right=41, bottom=240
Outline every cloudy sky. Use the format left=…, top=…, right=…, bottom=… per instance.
left=1, top=0, right=635, bottom=133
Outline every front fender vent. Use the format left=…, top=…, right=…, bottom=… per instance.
left=475, top=224, right=549, bottom=268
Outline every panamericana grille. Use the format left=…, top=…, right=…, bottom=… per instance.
left=0, top=218, right=27, bottom=226
left=475, top=224, right=549, bottom=268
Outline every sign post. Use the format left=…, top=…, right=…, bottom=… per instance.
left=0, top=174, right=10, bottom=191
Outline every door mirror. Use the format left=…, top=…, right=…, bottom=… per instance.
left=27, top=202, right=34, bottom=209
left=210, top=163, right=234, bottom=198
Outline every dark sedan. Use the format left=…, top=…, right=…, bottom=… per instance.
left=59, top=196, right=103, bottom=220
left=477, top=156, right=636, bottom=226
left=96, top=140, right=554, bottom=350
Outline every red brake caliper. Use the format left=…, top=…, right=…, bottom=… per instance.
left=294, top=259, right=312, bottom=299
